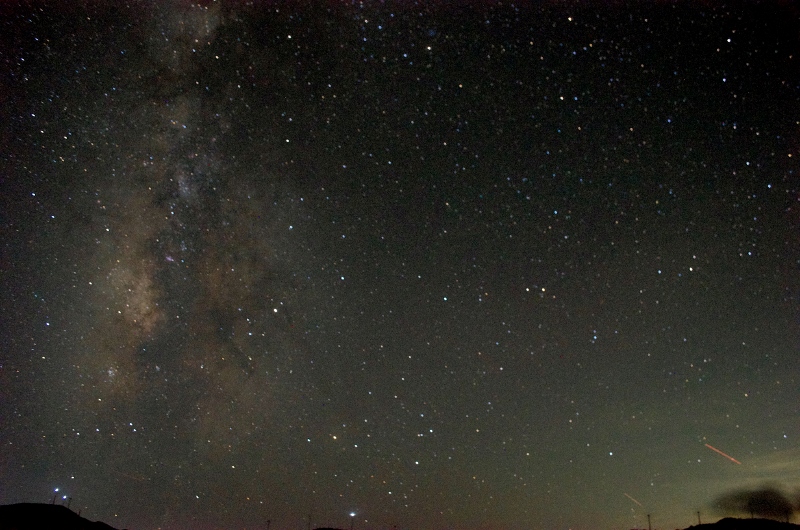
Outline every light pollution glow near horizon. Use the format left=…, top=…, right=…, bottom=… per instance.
left=1, top=1, right=799, bottom=529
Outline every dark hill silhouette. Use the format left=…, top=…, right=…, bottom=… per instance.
left=685, top=517, right=800, bottom=530
left=3, top=506, right=798, bottom=530
left=0, top=503, right=123, bottom=530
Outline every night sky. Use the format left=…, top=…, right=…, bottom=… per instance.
left=1, top=2, right=799, bottom=529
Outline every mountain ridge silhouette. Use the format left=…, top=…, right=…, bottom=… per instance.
left=0, top=503, right=124, bottom=530
left=2, top=503, right=800, bottom=530
left=685, top=517, right=800, bottom=530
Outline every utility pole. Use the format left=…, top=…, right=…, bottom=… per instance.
left=697, top=511, right=701, bottom=525
left=647, top=513, right=651, bottom=530
left=266, top=520, right=270, bottom=530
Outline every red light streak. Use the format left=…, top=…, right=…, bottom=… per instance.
left=704, top=443, right=742, bottom=464
left=624, top=492, right=643, bottom=506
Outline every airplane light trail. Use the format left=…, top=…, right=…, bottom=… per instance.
left=704, top=443, right=742, bottom=465
left=624, top=493, right=643, bottom=507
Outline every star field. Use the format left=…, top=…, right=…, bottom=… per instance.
left=1, top=2, right=799, bottom=530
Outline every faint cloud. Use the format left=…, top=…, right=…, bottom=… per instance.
left=712, top=484, right=794, bottom=521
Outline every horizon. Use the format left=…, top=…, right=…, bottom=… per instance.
left=3, top=500, right=800, bottom=530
